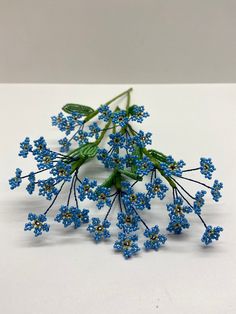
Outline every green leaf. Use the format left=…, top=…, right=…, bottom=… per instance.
left=62, top=103, right=94, bottom=116
left=119, top=169, right=143, bottom=181
left=148, top=149, right=166, bottom=162
left=78, top=143, right=98, bottom=159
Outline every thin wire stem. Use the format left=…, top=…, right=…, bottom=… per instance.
left=177, top=176, right=212, bottom=189
left=103, top=193, right=119, bottom=221
left=171, top=177, right=196, bottom=200
left=44, top=181, right=66, bottom=215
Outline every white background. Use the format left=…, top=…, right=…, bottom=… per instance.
left=0, top=85, right=235, bottom=313
left=1, top=1, right=236, bottom=83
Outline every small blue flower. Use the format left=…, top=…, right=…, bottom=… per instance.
left=87, top=217, right=111, bottom=242
left=116, top=212, right=140, bottom=233
left=19, top=137, right=32, bottom=158
left=112, top=110, right=129, bottom=127
left=136, top=156, right=154, bottom=176
left=38, top=178, right=58, bottom=200
left=67, top=112, right=83, bottom=124
left=167, top=197, right=192, bottom=217
left=109, top=153, right=125, bottom=170
left=26, top=172, right=36, bottom=194
left=88, top=122, right=101, bottom=139
left=58, top=137, right=71, bottom=153
left=160, top=155, right=185, bottom=177
left=167, top=215, right=190, bottom=234
left=50, top=161, right=72, bottom=181
left=55, top=206, right=89, bottom=229
left=130, top=105, right=149, bottom=123
left=24, top=213, right=50, bottom=237
left=73, top=208, right=89, bottom=228
left=74, top=130, right=89, bottom=145
left=98, top=104, right=112, bottom=122
left=94, top=186, right=112, bottom=209
left=201, top=225, right=223, bottom=245
left=77, top=177, right=97, bottom=201
left=193, top=190, right=207, bottom=215
left=33, top=136, right=48, bottom=156
left=55, top=205, right=74, bottom=227
left=134, top=130, right=152, bottom=148
left=35, top=149, right=57, bottom=170
left=108, top=133, right=125, bottom=149
left=97, top=148, right=110, bottom=167
left=211, top=180, right=223, bottom=202
left=146, top=178, right=168, bottom=200
left=51, top=112, right=66, bottom=127
left=9, top=168, right=22, bottom=190
left=114, top=232, right=140, bottom=259
left=121, top=183, right=150, bottom=211
left=144, top=225, right=167, bottom=251
left=200, top=157, right=216, bottom=179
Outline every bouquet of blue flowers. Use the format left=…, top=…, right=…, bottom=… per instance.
left=9, top=88, right=223, bottom=259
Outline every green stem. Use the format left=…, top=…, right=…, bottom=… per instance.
left=83, top=88, right=133, bottom=124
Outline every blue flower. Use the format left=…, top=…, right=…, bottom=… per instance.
left=125, top=136, right=138, bottom=152
left=24, top=213, right=50, bottom=237
left=116, top=212, right=140, bottom=233
left=97, top=148, right=110, bottom=167
left=193, top=190, right=206, bottom=215
left=146, top=178, right=168, bottom=200
left=50, top=161, right=72, bottom=181
left=9, top=168, right=22, bottom=190
left=108, top=133, right=125, bottom=149
left=35, top=150, right=57, bottom=170
left=87, top=217, right=111, bottom=242
left=51, top=112, right=66, bottom=127
left=26, top=172, right=36, bottom=194
left=211, top=180, right=223, bottom=202
left=55, top=206, right=90, bottom=228
left=109, top=153, right=125, bottom=170
left=167, top=197, right=192, bottom=217
left=200, top=157, right=216, bottom=179
left=74, top=130, right=89, bottom=145
left=77, top=177, right=97, bottom=201
left=130, top=105, right=149, bottom=123
left=144, top=225, right=167, bottom=251
left=98, top=104, right=112, bottom=121
left=33, top=137, right=48, bottom=156
left=112, top=110, right=129, bottom=127
left=38, top=178, right=58, bottom=200
left=114, top=232, right=140, bottom=259
left=19, top=137, right=32, bottom=158
left=88, top=122, right=101, bottom=139
left=121, top=183, right=150, bottom=211
left=67, top=112, right=83, bottom=124
left=201, top=225, right=223, bottom=245
left=73, top=208, right=89, bottom=228
left=134, top=130, right=152, bottom=148
left=166, top=215, right=190, bottom=234
left=94, top=186, right=112, bottom=209
left=55, top=205, right=75, bottom=227
left=136, top=156, right=154, bottom=176
left=58, top=137, right=71, bottom=153
left=160, top=155, right=185, bottom=177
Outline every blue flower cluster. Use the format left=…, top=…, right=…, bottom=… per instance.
left=87, top=218, right=111, bottom=242
left=55, top=206, right=89, bottom=228
left=160, top=155, right=185, bottom=177
left=166, top=197, right=191, bottom=234
left=200, top=157, right=216, bottom=179
left=24, top=213, right=50, bottom=237
left=10, top=91, right=224, bottom=259
left=144, top=225, right=167, bottom=251
left=201, top=226, right=223, bottom=245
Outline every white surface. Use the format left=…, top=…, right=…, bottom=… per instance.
left=0, top=84, right=235, bottom=314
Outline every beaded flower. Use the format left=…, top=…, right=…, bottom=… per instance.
left=9, top=88, right=224, bottom=259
